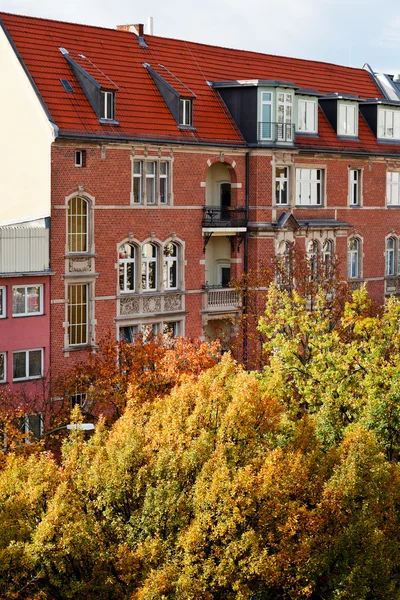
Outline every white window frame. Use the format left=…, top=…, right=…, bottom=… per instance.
left=275, top=166, right=289, bottom=205
left=297, top=98, right=318, bottom=134
left=68, top=283, right=89, bottom=347
left=141, top=243, right=158, bottom=291
left=295, top=168, right=324, bottom=206
left=0, top=287, right=5, bottom=319
left=12, top=285, right=43, bottom=317
left=145, top=161, right=156, bottom=205
left=163, top=243, right=178, bottom=290
left=160, top=161, right=169, bottom=204
left=12, top=348, right=43, bottom=382
left=347, top=237, right=361, bottom=280
left=100, top=90, right=115, bottom=120
left=179, top=98, right=192, bottom=126
left=162, top=321, right=180, bottom=336
left=217, top=263, right=231, bottom=287
left=378, top=107, right=400, bottom=140
left=307, top=240, right=319, bottom=279
left=323, top=239, right=334, bottom=277
left=0, top=353, right=6, bottom=383
left=277, top=91, right=294, bottom=141
left=131, top=159, right=172, bottom=206
left=386, top=237, right=396, bottom=276
left=387, top=171, right=400, bottom=206
left=338, top=102, right=358, bottom=137
left=75, top=150, right=85, bottom=168
left=20, top=413, right=43, bottom=442
left=349, top=169, right=362, bottom=206
left=119, top=243, right=136, bottom=293
left=259, top=91, right=273, bottom=140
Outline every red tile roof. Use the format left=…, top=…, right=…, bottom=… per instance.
left=1, top=11, right=400, bottom=154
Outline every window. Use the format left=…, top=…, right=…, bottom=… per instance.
left=0, top=353, right=6, bottom=383
left=163, top=321, right=179, bottom=336
left=131, top=160, right=171, bottom=205
left=68, top=196, right=88, bottom=253
left=75, top=150, right=86, bottom=168
left=13, top=349, right=43, bottom=381
left=275, top=166, right=289, bottom=205
left=338, top=103, right=358, bottom=137
left=68, top=284, right=88, bottom=346
left=179, top=98, right=192, bottom=126
left=378, top=107, right=400, bottom=140
left=295, top=168, right=323, bottom=205
left=276, top=241, right=294, bottom=288
left=163, top=243, right=178, bottom=290
left=12, top=286, right=43, bottom=316
left=0, top=287, right=5, bottom=318
left=145, top=162, right=156, bottom=204
left=142, top=243, right=157, bottom=291
left=307, top=240, right=319, bottom=280
left=349, top=169, right=361, bottom=206
left=18, top=414, right=43, bottom=442
left=260, top=91, right=273, bottom=139
left=160, top=162, right=169, bottom=204
left=323, top=239, right=334, bottom=277
left=119, top=243, right=136, bottom=293
left=119, top=325, right=139, bottom=343
left=71, top=394, right=87, bottom=409
left=347, top=238, right=361, bottom=279
left=100, top=90, right=115, bottom=120
left=386, top=237, right=396, bottom=276
left=277, top=92, right=293, bottom=141
left=217, top=264, right=231, bottom=287
left=387, top=172, right=400, bottom=205
left=297, top=99, right=317, bottom=133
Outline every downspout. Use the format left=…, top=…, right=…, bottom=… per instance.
left=243, top=151, right=249, bottom=368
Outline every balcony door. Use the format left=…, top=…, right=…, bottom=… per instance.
left=260, top=92, right=272, bottom=140
left=277, top=92, right=293, bottom=141
left=220, top=182, right=231, bottom=221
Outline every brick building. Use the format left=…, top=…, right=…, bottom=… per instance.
left=1, top=11, right=400, bottom=386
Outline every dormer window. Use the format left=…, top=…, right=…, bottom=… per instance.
left=297, top=98, right=318, bottom=134
left=378, top=106, right=400, bottom=139
left=179, top=98, right=192, bottom=126
left=338, top=102, right=358, bottom=137
left=100, top=90, right=115, bottom=120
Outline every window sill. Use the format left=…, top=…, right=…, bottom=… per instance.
left=64, top=253, right=97, bottom=259
left=13, top=376, right=43, bottom=382
left=63, top=344, right=99, bottom=353
left=12, top=312, right=44, bottom=318
left=178, top=125, right=196, bottom=131
left=294, top=204, right=324, bottom=208
left=98, top=118, right=120, bottom=126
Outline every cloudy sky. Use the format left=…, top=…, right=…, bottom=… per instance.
left=1, top=0, right=400, bottom=73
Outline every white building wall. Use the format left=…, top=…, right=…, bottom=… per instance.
left=0, top=26, right=55, bottom=225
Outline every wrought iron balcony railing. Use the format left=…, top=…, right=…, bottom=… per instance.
left=202, top=206, right=247, bottom=228
left=258, top=121, right=295, bottom=143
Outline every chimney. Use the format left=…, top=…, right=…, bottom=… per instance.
left=117, top=23, right=144, bottom=36
left=147, top=17, right=154, bottom=35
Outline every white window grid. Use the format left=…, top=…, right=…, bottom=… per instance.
left=163, top=243, right=178, bottom=290
left=387, top=172, right=400, bottom=205
left=12, top=348, right=43, bottom=381
left=68, top=196, right=88, bottom=253
left=349, top=169, right=361, bottom=206
left=132, top=160, right=171, bottom=205
left=0, top=287, right=5, bottom=318
left=179, top=98, right=192, bottom=126
left=378, top=108, right=400, bottom=140
left=297, top=99, right=317, bottom=133
left=338, top=103, right=358, bottom=137
left=119, top=243, right=136, bottom=293
left=101, top=90, right=115, bottom=120
left=295, top=168, right=323, bottom=206
left=146, top=161, right=156, bottom=205
left=0, top=353, right=6, bottom=383
left=347, top=238, right=361, bottom=279
left=141, top=244, right=157, bottom=291
left=12, top=285, right=43, bottom=317
left=275, top=166, right=289, bottom=205
left=160, top=162, right=169, bottom=204
left=386, top=237, right=396, bottom=276
left=68, top=283, right=88, bottom=346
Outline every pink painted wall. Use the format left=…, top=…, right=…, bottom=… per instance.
left=0, top=274, right=50, bottom=397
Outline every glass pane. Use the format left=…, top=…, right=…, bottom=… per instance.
left=160, top=178, right=167, bottom=203
left=146, top=176, right=155, bottom=203
left=133, top=177, right=141, bottom=203
left=164, top=243, right=176, bottom=257
left=169, top=262, right=177, bottom=288
left=29, top=350, right=42, bottom=377
left=27, top=287, right=40, bottom=313
left=126, top=262, right=135, bottom=291
left=0, top=354, right=5, bottom=381
left=13, top=288, right=25, bottom=314
left=13, top=352, right=26, bottom=379
left=133, top=161, right=141, bottom=174
left=148, top=261, right=156, bottom=289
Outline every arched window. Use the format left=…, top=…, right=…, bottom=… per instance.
left=163, top=243, right=178, bottom=290
left=307, top=240, right=319, bottom=280
left=323, top=239, right=333, bottom=277
left=141, top=243, right=157, bottom=291
left=67, top=196, right=88, bottom=253
left=119, top=243, right=135, bottom=292
left=348, top=238, right=361, bottom=279
left=386, top=237, right=396, bottom=276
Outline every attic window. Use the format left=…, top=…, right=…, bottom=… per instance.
left=179, top=98, right=192, bottom=126
left=60, top=79, right=74, bottom=93
left=100, top=90, right=115, bottom=120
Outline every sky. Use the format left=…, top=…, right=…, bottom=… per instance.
left=1, top=0, right=400, bottom=73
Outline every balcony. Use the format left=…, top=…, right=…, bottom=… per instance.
left=258, top=121, right=295, bottom=144
left=203, top=285, right=241, bottom=311
left=202, top=206, right=247, bottom=229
